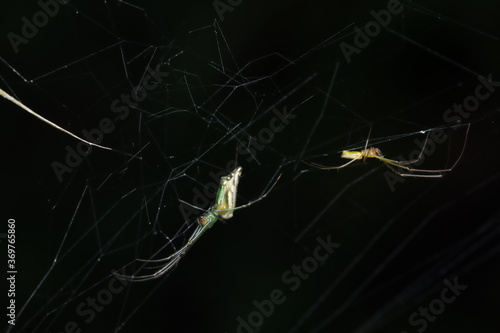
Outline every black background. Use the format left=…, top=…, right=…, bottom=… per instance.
left=2, top=1, right=500, bottom=332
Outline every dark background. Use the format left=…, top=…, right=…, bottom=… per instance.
left=2, top=1, right=500, bottom=332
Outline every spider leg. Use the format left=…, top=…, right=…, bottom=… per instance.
left=115, top=223, right=210, bottom=282
left=178, top=199, right=205, bottom=212
left=377, top=124, right=470, bottom=177
left=115, top=255, right=183, bottom=282
left=114, top=244, right=188, bottom=282
left=216, top=173, right=281, bottom=212
left=377, top=156, right=453, bottom=176
left=396, top=123, right=470, bottom=169
left=381, top=161, right=443, bottom=178
left=303, top=157, right=361, bottom=171
left=362, top=125, right=373, bottom=163
left=397, top=131, right=431, bottom=165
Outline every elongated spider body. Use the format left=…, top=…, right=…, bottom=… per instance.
left=306, top=125, right=470, bottom=178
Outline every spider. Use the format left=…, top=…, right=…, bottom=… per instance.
left=115, top=166, right=281, bottom=282
left=306, top=124, right=470, bottom=178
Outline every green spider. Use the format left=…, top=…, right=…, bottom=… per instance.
left=116, top=166, right=280, bottom=282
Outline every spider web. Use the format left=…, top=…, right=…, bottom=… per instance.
left=2, top=0, right=500, bottom=332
